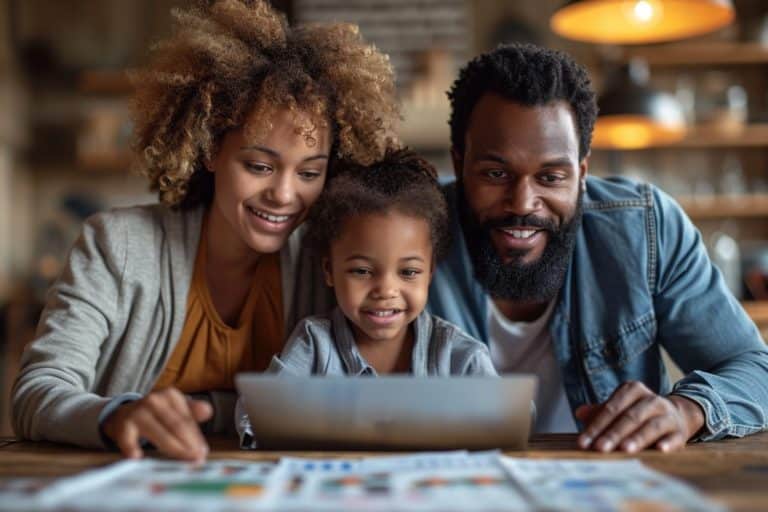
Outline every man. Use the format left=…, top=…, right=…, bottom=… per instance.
left=428, top=43, right=768, bottom=453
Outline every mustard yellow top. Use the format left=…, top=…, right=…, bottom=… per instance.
left=153, top=222, right=284, bottom=393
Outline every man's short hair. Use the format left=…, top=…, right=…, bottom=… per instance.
left=448, top=43, right=597, bottom=161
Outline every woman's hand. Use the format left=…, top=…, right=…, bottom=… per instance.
left=575, top=381, right=705, bottom=453
left=102, top=387, right=213, bottom=462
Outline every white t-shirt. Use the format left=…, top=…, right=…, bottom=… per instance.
left=487, top=298, right=578, bottom=433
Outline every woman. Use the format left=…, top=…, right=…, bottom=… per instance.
left=12, top=0, right=398, bottom=461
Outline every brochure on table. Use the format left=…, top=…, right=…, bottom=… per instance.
left=0, top=451, right=723, bottom=512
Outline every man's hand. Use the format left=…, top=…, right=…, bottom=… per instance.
left=102, top=387, right=213, bottom=462
left=575, top=381, right=705, bottom=453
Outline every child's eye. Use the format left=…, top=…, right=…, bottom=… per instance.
left=348, top=268, right=372, bottom=277
left=401, top=268, right=422, bottom=279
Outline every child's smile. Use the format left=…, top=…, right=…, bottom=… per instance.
left=363, top=308, right=405, bottom=324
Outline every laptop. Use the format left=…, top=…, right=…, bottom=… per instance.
left=235, top=374, right=536, bottom=450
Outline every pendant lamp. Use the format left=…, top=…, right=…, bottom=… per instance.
left=551, top=0, right=734, bottom=45
left=592, top=60, right=686, bottom=149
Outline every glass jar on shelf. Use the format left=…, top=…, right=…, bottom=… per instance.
left=718, top=153, right=747, bottom=199
left=695, top=72, right=748, bottom=136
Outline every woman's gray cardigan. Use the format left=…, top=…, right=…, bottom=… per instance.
left=11, top=204, right=331, bottom=448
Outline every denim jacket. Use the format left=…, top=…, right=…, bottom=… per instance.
left=428, top=176, right=768, bottom=441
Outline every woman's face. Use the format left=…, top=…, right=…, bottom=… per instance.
left=207, top=108, right=331, bottom=254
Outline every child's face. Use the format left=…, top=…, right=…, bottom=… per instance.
left=324, top=211, right=434, bottom=346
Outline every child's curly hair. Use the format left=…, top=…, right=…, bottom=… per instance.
left=130, top=0, right=400, bottom=208
left=306, top=148, right=450, bottom=261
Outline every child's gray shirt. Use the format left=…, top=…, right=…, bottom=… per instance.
left=270, top=307, right=497, bottom=377
left=236, top=307, right=497, bottom=447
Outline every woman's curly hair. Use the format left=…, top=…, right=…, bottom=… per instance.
left=130, top=0, right=400, bottom=208
left=305, top=148, right=450, bottom=262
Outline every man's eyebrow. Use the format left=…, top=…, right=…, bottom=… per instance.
left=540, top=157, right=575, bottom=169
left=475, top=152, right=508, bottom=164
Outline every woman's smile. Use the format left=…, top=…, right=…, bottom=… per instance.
left=245, top=205, right=295, bottom=233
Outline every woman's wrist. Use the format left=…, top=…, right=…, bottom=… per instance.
left=98, top=394, right=142, bottom=448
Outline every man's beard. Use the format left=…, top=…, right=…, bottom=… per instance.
left=458, top=185, right=583, bottom=303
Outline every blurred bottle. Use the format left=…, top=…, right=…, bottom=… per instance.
left=688, top=152, right=715, bottom=204
left=696, top=72, right=747, bottom=135
left=719, top=153, right=747, bottom=198
left=675, top=74, right=696, bottom=126
left=709, top=230, right=742, bottom=299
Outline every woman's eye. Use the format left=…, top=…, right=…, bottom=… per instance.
left=245, top=163, right=272, bottom=174
left=298, top=169, right=322, bottom=181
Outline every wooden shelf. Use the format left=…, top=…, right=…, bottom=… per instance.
left=79, top=70, right=133, bottom=95
left=677, top=194, right=768, bottom=219
left=620, top=42, right=768, bottom=66
left=77, top=151, right=134, bottom=172
left=594, top=124, right=768, bottom=150
left=673, top=124, right=768, bottom=148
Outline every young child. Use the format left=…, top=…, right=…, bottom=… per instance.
left=236, top=148, right=496, bottom=446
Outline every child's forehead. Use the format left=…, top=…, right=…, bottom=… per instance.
left=341, top=209, right=429, bottom=231
left=333, top=210, right=433, bottom=252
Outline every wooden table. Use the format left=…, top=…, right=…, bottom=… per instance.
left=2, top=433, right=768, bottom=511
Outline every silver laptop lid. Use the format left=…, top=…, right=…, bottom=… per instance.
left=235, top=375, right=536, bottom=450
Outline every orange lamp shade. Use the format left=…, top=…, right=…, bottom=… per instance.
left=594, top=61, right=687, bottom=149
left=551, top=0, right=735, bottom=44
left=592, top=115, right=686, bottom=149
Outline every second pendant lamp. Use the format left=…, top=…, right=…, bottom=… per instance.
left=592, top=60, right=686, bottom=150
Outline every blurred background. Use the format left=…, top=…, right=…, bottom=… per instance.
left=1, top=0, right=767, bottom=435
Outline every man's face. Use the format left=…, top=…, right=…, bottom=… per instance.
left=453, top=93, right=587, bottom=303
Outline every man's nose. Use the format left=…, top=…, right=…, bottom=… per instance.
left=504, top=178, right=540, bottom=216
